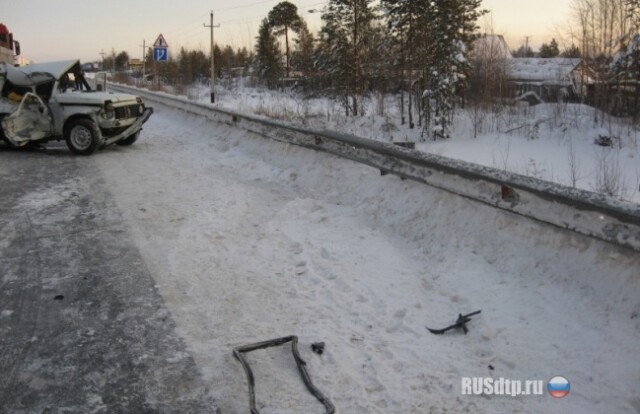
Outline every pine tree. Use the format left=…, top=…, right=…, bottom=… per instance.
left=268, top=1, right=304, bottom=78
left=178, top=48, right=192, bottom=84
left=220, top=45, right=235, bottom=75
left=513, top=45, right=535, bottom=57
left=609, top=1, right=640, bottom=115
left=213, top=45, right=223, bottom=79
left=254, top=18, right=282, bottom=88
left=236, top=47, right=252, bottom=75
left=611, top=34, right=640, bottom=115
left=115, top=51, right=129, bottom=71
left=382, top=0, right=486, bottom=138
left=316, top=7, right=351, bottom=109
left=561, top=44, right=582, bottom=58
left=540, top=38, right=560, bottom=58
left=317, top=0, right=377, bottom=115
left=291, top=21, right=316, bottom=77
left=382, top=0, right=426, bottom=127
left=421, top=0, right=487, bottom=139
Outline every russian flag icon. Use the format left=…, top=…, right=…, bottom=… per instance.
left=548, top=376, right=570, bottom=398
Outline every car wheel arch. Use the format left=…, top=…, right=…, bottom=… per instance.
left=63, top=114, right=98, bottom=135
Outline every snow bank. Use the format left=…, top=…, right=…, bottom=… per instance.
left=115, top=80, right=640, bottom=206
left=110, top=83, right=640, bottom=253
left=94, top=105, right=640, bottom=413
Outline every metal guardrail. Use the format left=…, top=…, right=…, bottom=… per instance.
left=110, top=83, right=640, bottom=252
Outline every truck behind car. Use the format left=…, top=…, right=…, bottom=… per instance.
left=0, top=23, right=20, bottom=66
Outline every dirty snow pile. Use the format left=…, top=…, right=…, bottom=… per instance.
left=92, top=104, right=640, bottom=414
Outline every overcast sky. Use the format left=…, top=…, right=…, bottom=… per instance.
left=3, top=0, right=573, bottom=63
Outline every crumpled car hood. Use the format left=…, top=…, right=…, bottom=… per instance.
left=20, top=60, right=78, bottom=81
left=55, top=91, right=140, bottom=106
left=1, top=62, right=55, bottom=86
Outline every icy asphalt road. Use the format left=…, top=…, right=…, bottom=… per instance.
left=0, top=144, right=215, bottom=412
left=1, top=102, right=640, bottom=414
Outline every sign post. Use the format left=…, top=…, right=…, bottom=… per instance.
left=153, top=34, right=168, bottom=62
left=152, top=34, right=168, bottom=87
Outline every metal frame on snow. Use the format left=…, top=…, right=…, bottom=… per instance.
left=233, top=335, right=335, bottom=414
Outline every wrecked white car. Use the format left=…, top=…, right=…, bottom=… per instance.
left=0, top=60, right=152, bottom=155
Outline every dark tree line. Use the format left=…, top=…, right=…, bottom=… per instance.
left=112, top=0, right=486, bottom=138
left=103, top=51, right=130, bottom=72
left=254, top=0, right=486, bottom=138
left=136, top=44, right=252, bottom=86
left=114, top=0, right=640, bottom=128
left=380, top=0, right=487, bottom=138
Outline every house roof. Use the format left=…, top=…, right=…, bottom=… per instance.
left=472, top=34, right=513, bottom=60
left=508, top=58, right=582, bottom=84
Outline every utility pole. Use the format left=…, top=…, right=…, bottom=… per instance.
left=204, top=11, right=220, bottom=103
left=99, top=49, right=106, bottom=70
left=140, top=39, right=146, bottom=84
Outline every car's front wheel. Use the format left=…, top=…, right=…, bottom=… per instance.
left=65, top=119, right=102, bottom=155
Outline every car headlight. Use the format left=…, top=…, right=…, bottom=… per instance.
left=138, top=104, right=144, bottom=115
left=103, top=100, right=115, bottom=119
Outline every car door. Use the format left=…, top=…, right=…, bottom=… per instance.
left=1, top=92, right=53, bottom=146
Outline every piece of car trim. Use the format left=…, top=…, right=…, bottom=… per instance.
left=233, top=335, right=335, bottom=414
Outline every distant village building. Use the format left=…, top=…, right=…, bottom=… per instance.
left=128, top=58, right=143, bottom=71
left=507, top=58, right=594, bottom=103
left=471, top=35, right=595, bottom=104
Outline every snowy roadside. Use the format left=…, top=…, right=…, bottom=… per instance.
left=166, top=80, right=640, bottom=205
left=93, top=104, right=639, bottom=413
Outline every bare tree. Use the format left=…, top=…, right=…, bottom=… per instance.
left=571, top=0, right=628, bottom=59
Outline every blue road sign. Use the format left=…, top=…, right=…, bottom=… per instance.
left=154, top=47, right=168, bottom=62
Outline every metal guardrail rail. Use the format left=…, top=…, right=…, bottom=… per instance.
left=110, top=83, right=640, bottom=252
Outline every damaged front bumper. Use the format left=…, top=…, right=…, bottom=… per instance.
left=102, top=107, right=154, bottom=147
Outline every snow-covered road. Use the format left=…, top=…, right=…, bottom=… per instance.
left=94, top=104, right=640, bottom=413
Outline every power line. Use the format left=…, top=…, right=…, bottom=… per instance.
left=214, top=0, right=278, bottom=12
left=219, top=14, right=267, bottom=24
left=162, top=1, right=330, bottom=53
left=167, top=13, right=210, bottom=38
left=169, top=25, right=205, bottom=42
left=300, top=1, right=328, bottom=10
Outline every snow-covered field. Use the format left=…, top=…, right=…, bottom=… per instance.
left=94, top=104, right=639, bottom=413
left=170, top=79, right=640, bottom=205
